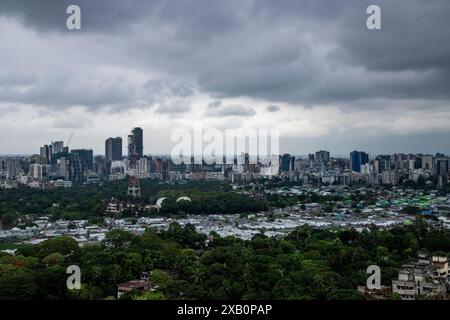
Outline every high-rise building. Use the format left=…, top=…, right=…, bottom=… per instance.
left=52, top=149, right=69, bottom=165
left=30, top=164, right=44, bottom=181
left=435, top=158, right=449, bottom=176
left=281, top=154, right=291, bottom=172
left=51, top=141, right=64, bottom=154
left=71, top=149, right=94, bottom=171
left=422, top=155, right=434, bottom=171
left=374, top=155, right=392, bottom=173
left=127, top=128, right=141, bottom=198
left=350, top=151, right=369, bottom=173
left=435, top=158, right=449, bottom=187
left=315, top=150, right=330, bottom=163
left=68, top=152, right=86, bottom=183
left=130, top=127, right=143, bottom=159
left=138, top=157, right=149, bottom=174
left=161, top=159, right=169, bottom=180
left=6, top=159, right=20, bottom=180
left=105, top=137, right=122, bottom=163
left=94, top=155, right=107, bottom=176
left=57, top=157, right=70, bottom=180
left=155, top=158, right=163, bottom=173
left=40, top=145, right=51, bottom=164
left=0, top=159, right=6, bottom=177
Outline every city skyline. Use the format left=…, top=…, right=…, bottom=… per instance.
left=1, top=126, right=450, bottom=158
left=1, top=141, right=449, bottom=159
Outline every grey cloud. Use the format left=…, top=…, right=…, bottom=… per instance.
left=145, top=80, right=194, bottom=114
left=51, top=115, right=93, bottom=129
left=154, top=101, right=191, bottom=114
left=266, top=105, right=281, bottom=112
left=207, top=100, right=223, bottom=109
left=143, top=80, right=194, bottom=100
left=0, top=73, right=137, bottom=110
left=132, top=0, right=450, bottom=107
left=205, top=101, right=256, bottom=117
left=0, top=0, right=152, bottom=32
left=0, top=0, right=241, bottom=34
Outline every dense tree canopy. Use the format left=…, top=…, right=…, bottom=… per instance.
left=0, top=180, right=260, bottom=224
left=0, top=220, right=449, bottom=300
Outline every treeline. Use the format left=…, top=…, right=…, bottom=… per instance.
left=0, top=180, right=237, bottom=225
left=0, top=219, right=449, bottom=300
left=153, top=190, right=267, bottom=216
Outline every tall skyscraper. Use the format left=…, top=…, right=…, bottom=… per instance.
left=350, top=151, right=369, bottom=173
left=6, top=159, right=20, bottom=180
left=130, top=127, right=143, bottom=159
left=127, top=128, right=141, bottom=198
left=281, top=154, right=291, bottom=172
left=71, top=149, right=94, bottom=171
left=422, top=155, right=434, bottom=171
left=51, top=141, right=64, bottom=154
left=105, top=137, right=122, bottom=162
left=66, top=152, right=85, bottom=183
left=435, top=158, right=449, bottom=176
left=40, top=145, right=51, bottom=164
left=435, top=157, right=449, bottom=187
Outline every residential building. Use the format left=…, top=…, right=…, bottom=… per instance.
left=392, top=251, right=448, bottom=300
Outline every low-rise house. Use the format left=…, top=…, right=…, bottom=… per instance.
left=392, top=251, right=448, bottom=300
left=104, top=198, right=123, bottom=215
left=117, top=272, right=155, bottom=299
left=432, top=256, right=449, bottom=278
left=357, top=285, right=391, bottom=300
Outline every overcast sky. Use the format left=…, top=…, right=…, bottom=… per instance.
left=0, top=0, right=449, bottom=156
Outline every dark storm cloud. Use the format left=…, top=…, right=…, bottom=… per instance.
left=0, top=0, right=242, bottom=33
left=0, top=0, right=449, bottom=109
left=0, top=0, right=151, bottom=32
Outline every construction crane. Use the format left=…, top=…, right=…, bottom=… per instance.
left=66, top=132, right=74, bottom=151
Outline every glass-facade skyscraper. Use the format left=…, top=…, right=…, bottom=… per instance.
left=350, top=150, right=369, bottom=172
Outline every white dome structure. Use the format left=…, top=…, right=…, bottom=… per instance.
left=156, top=197, right=167, bottom=208
left=176, top=196, right=192, bottom=203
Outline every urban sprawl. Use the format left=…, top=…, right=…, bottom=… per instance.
left=1, top=127, right=450, bottom=300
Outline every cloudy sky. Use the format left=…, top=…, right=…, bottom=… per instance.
left=0, top=0, right=449, bottom=156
